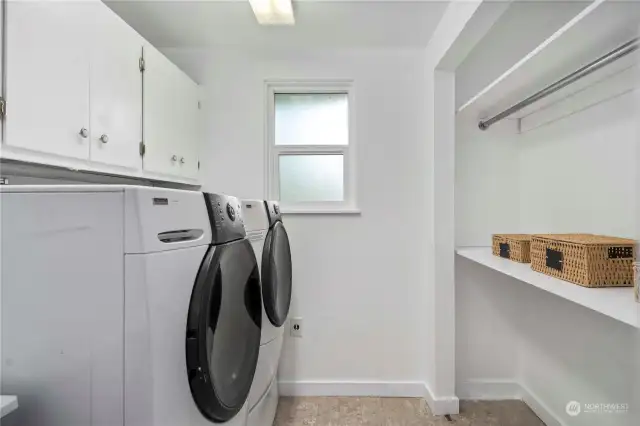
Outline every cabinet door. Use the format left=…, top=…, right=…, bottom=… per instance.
left=90, top=3, right=143, bottom=171
left=142, top=44, right=182, bottom=177
left=1, top=0, right=5, bottom=144
left=143, top=44, right=200, bottom=180
left=174, top=76, right=200, bottom=179
left=5, top=0, right=92, bottom=159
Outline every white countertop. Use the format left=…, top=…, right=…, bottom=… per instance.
left=1, top=395, right=18, bottom=418
left=456, top=247, right=639, bottom=328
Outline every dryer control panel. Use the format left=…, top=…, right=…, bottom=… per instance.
left=264, top=200, right=283, bottom=227
left=204, top=193, right=246, bottom=244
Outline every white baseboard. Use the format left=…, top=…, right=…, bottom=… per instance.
left=278, top=381, right=426, bottom=398
left=519, top=383, right=565, bottom=426
left=278, top=379, right=564, bottom=424
left=279, top=380, right=460, bottom=416
left=423, top=383, right=460, bottom=416
left=457, top=379, right=522, bottom=400
left=457, top=379, right=565, bottom=426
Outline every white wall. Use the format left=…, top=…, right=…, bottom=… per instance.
left=165, top=47, right=432, bottom=391
left=455, top=256, right=526, bottom=398
left=454, top=108, right=523, bottom=401
left=518, top=90, right=637, bottom=238
left=516, top=80, right=637, bottom=426
left=517, top=285, right=636, bottom=426
left=455, top=62, right=638, bottom=426
left=455, top=109, right=519, bottom=247
left=634, top=41, right=640, bottom=422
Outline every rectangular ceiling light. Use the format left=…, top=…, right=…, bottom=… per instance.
left=249, top=0, right=295, bottom=25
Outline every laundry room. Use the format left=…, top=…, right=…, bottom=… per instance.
left=0, top=1, right=639, bottom=426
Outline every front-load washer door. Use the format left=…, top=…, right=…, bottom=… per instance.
left=186, top=238, right=262, bottom=423
left=261, top=221, right=292, bottom=327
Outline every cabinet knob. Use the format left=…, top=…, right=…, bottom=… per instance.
left=180, top=157, right=185, bottom=164
left=79, top=128, right=89, bottom=138
left=171, top=155, right=178, bottom=162
left=100, top=134, right=109, bottom=144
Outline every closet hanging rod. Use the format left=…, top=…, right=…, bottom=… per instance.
left=478, top=37, right=639, bottom=130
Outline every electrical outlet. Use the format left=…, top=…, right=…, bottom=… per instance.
left=290, top=317, right=303, bottom=338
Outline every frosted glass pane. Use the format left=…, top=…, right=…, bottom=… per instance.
left=275, top=93, right=348, bottom=146
left=279, top=155, right=344, bottom=202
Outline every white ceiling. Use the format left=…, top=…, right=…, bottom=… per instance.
left=104, top=0, right=450, bottom=48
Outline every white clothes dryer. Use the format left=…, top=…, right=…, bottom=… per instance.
left=241, top=199, right=292, bottom=426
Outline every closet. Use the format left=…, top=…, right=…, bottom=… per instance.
left=452, top=1, right=639, bottom=425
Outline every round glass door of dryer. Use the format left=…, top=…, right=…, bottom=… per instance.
left=186, top=238, right=262, bottom=422
left=261, top=221, right=292, bottom=327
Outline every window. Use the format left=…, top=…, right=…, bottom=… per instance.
left=266, top=81, right=357, bottom=213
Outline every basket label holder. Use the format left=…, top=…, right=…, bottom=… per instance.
left=546, top=248, right=563, bottom=271
left=608, top=246, right=634, bottom=259
left=499, top=243, right=510, bottom=259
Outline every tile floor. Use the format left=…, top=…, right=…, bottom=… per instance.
left=274, top=397, right=546, bottom=426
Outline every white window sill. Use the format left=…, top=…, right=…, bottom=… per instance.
left=281, top=207, right=361, bottom=215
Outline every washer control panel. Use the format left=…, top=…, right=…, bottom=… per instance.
left=226, top=203, right=236, bottom=221
left=264, top=200, right=282, bottom=227
left=203, top=193, right=246, bottom=244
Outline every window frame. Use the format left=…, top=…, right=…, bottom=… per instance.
left=265, top=80, right=359, bottom=214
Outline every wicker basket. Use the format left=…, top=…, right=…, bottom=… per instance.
left=492, top=234, right=532, bottom=263
left=530, top=234, right=636, bottom=287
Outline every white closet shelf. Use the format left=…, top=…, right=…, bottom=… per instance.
left=1, top=396, right=18, bottom=418
left=457, top=0, right=640, bottom=117
left=456, top=247, right=638, bottom=328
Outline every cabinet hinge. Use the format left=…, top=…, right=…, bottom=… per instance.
left=139, top=141, right=146, bottom=157
left=0, top=97, right=6, bottom=119
left=139, top=57, right=145, bottom=72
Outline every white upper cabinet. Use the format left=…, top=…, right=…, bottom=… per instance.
left=1, top=0, right=5, bottom=144
left=2, top=0, right=200, bottom=184
left=5, top=0, right=93, bottom=159
left=143, top=44, right=200, bottom=179
left=90, top=6, right=143, bottom=171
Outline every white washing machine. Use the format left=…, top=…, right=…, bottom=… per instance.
left=241, top=199, right=292, bottom=426
left=0, top=185, right=261, bottom=426
left=127, top=191, right=261, bottom=426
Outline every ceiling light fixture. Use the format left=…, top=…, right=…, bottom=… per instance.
left=249, top=0, right=295, bottom=25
